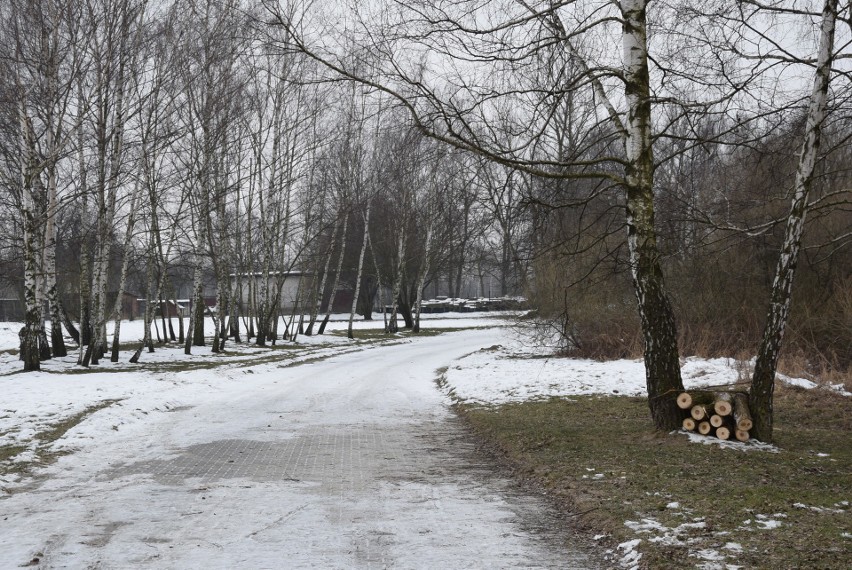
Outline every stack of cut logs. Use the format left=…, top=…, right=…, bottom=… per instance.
left=677, top=391, right=753, bottom=442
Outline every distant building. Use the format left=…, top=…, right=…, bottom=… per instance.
left=136, top=299, right=189, bottom=319
left=230, top=271, right=307, bottom=312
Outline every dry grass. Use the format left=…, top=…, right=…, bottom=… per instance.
left=1, top=400, right=120, bottom=478
left=458, top=384, right=851, bottom=569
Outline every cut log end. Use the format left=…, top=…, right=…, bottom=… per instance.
left=733, top=393, right=753, bottom=433
left=691, top=405, right=708, bottom=421
left=682, top=418, right=696, bottom=431
left=677, top=392, right=693, bottom=409
left=716, top=427, right=731, bottom=440
left=710, top=414, right=724, bottom=428
left=698, top=421, right=712, bottom=435
left=735, top=429, right=750, bottom=442
left=714, top=392, right=734, bottom=416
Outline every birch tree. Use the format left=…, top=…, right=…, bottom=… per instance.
left=749, top=0, right=843, bottom=441
left=0, top=0, right=88, bottom=369
left=270, top=0, right=690, bottom=428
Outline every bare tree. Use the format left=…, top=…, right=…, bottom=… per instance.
left=749, top=0, right=843, bottom=441
left=268, top=0, right=690, bottom=428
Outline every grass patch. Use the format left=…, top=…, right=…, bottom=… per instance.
left=328, top=326, right=471, bottom=340
left=34, top=399, right=120, bottom=445
left=458, top=384, right=851, bottom=568
left=1, top=400, right=121, bottom=479
left=0, top=444, right=27, bottom=463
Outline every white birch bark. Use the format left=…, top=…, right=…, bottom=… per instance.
left=318, top=210, right=349, bottom=334
left=621, top=0, right=685, bottom=430
left=43, top=29, right=66, bottom=357
left=19, top=107, right=42, bottom=371
left=413, top=221, right=434, bottom=333
left=750, top=0, right=839, bottom=442
left=348, top=204, right=372, bottom=339
left=387, top=231, right=407, bottom=333
left=109, top=180, right=141, bottom=361
left=86, top=6, right=131, bottom=365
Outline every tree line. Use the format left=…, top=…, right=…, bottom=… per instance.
left=0, top=0, right=526, bottom=369
left=1, top=0, right=850, bottom=442
left=269, top=0, right=851, bottom=441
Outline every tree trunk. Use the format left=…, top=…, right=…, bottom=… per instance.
left=387, top=232, right=406, bottom=334
left=348, top=204, right=371, bottom=339
left=192, top=277, right=205, bottom=346
left=110, top=183, right=141, bottom=362
left=621, top=0, right=685, bottom=430
left=19, top=107, right=42, bottom=371
left=319, top=210, right=349, bottom=335
left=59, top=300, right=80, bottom=345
left=306, top=218, right=338, bottom=335
left=36, top=203, right=52, bottom=363
left=413, top=222, right=434, bottom=333
left=76, top=78, right=92, bottom=361
left=750, top=0, right=838, bottom=443
left=367, top=226, right=388, bottom=332
left=171, top=281, right=183, bottom=343
left=44, top=140, right=65, bottom=357
left=229, top=280, right=241, bottom=343
left=130, top=234, right=159, bottom=364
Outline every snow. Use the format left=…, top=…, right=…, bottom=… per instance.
left=1, top=314, right=604, bottom=568
left=626, top=517, right=707, bottom=546
left=616, top=538, right=642, bottom=569
left=441, top=336, right=844, bottom=408
left=1, top=313, right=844, bottom=567
left=755, top=519, right=783, bottom=530
left=793, top=502, right=847, bottom=514
left=681, top=431, right=780, bottom=453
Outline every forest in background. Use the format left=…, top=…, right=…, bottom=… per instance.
left=1, top=0, right=849, bottom=440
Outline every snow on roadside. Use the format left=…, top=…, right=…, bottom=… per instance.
left=441, top=330, right=845, bottom=406
left=437, top=325, right=846, bottom=569
left=442, top=347, right=747, bottom=406
left=1, top=313, right=519, bottom=488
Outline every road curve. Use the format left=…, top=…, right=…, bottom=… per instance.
left=0, top=328, right=602, bottom=569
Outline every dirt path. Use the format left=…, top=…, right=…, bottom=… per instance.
left=1, top=330, right=602, bottom=568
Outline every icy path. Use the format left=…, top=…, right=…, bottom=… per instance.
left=0, top=329, right=600, bottom=569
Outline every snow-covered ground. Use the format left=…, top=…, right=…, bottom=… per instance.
left=1, top=313, right=846, bottom=569
left=1, top=316, right=605, bottom=568
left=439, top=327, right=849, bottom=406
left=0, top=313, right=519, bottom=462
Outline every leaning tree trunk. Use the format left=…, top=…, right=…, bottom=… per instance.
left=59, top=300, right=80, bottom=344
left=387, top=232, right=407, bottom=334
left=413, top=222, right=434, bottom=333
left=318, top=210, right=349, bottom=335
left=130, top=233, right=160, bottom=364
left=110, top=183, right=140, bottom=362
left=348, top=204, right=371, bottom=339
left=306, top=215, right=339, bottom=335
left=750, top=0, right=838, bottom=443
left=621, top=0, right=685, bottom=431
